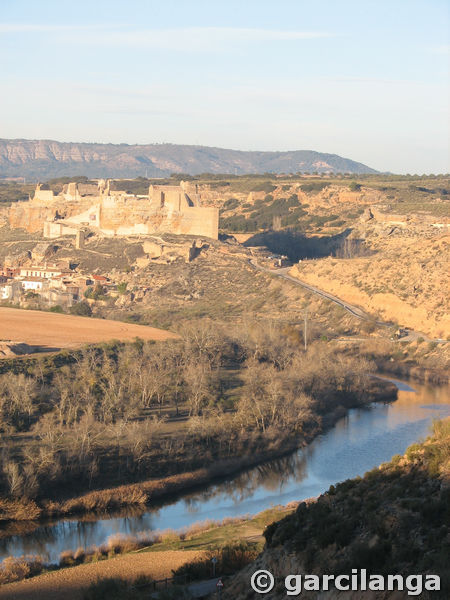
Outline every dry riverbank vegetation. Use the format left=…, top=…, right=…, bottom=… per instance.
left=0, top=517, right=238, bottom=585
left=0, top=321, right=390, bottom=522
left=0, top=504, right=290, bottom=586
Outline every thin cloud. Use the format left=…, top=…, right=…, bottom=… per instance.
left=79, top=27, right=333, bottom=49
left=429, top=44, right=450, bottom=55
left=0, top=24, right=333, bottom=50
left=0, top=23, right=106, bottom=33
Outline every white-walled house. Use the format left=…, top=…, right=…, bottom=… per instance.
left=20, top=277, right=48, bottom=291
left=18, top=265, right=71, bottom=279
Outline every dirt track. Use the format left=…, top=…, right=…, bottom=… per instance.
left=0, top=307, right=178, bottom=351
left=0, top=550, right=204, bottom=600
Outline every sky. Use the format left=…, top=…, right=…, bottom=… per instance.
left=0, top=0, right=449, bottom=173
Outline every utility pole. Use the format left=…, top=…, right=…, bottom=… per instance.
left=304, top=308, right=308, bottom=351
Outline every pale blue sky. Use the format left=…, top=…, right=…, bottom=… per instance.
left=1, top=0, right=449, bottom=173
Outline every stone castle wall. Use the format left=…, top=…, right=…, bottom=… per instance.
left=8, top=182, right=219, bottom=240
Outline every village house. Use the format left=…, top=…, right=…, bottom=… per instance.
left=0, top=259, right=81, bottom=308
left=91, top=274, right=109, bottom=284
left=20, top=277, right=49, bottom=292
left=0, top=267, right=19, bottom=278
left=18, top=265, right=72, bottom=279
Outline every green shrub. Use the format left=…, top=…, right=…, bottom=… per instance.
left=300, top=182, right=328, bottom=193
left=49, top=305, right=64, bottom=313
left=69, top=301, right=92, bottom=317
left=222, top=197, right=239, bottom=210
left=251, top=182, right=276, bottom=193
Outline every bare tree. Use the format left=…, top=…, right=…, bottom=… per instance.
left=183, top=359, right=216, bottom=416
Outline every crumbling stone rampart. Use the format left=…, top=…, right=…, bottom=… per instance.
left=8, top=180, right=219, bottom=240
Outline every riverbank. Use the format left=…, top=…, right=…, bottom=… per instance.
left=1, top=374, right=447, bottom=580
left=222, top=418, right=450, bottom=600
left=0, top=505, right=294, bottom=590
left=0, top=378, right=396, bottom=526
left=375, top=360, right=449, bottom=385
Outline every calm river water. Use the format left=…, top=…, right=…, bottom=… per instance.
left=0, top=376, right=449, bottom=563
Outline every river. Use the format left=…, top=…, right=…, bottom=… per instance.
left=0, top=376, right=449, bottom=563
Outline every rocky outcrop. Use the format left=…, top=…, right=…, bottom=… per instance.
left=136, top=238, right=208, bottom=266
left=31, top=242, right=58, bottom=262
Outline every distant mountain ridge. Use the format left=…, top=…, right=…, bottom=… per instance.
left=0, top=139, right=378, bottom=179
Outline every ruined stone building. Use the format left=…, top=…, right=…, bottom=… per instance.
left=8, top=180, right=219, bottom=240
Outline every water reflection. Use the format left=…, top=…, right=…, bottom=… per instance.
left=0, top=377, right=448, bottom=563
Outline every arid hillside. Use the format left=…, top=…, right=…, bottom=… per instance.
left=213, top=175, right=449, bottom=338
left=0, top=139, right=376, bottom=179
left=289, top=219, right=449, bottom=338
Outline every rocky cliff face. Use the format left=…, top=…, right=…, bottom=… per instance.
left=0, top=139, right=377, bottom=179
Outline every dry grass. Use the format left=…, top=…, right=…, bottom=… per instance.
left=0, top=555, right=45, bottom=585
left=0, top=499, right=41, bottom=521
left=35, top=451, right=302, bottom=523
left=0, top=550, right=204, bottom=600
left=0, top=510, right=271, bottom=589
left=46, top=468, right=211, bottom=517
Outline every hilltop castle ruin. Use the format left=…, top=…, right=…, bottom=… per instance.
left=9, top=180, right=219, bottom=240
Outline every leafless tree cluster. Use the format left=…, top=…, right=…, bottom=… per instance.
left=0, top=320, right=374, bottom=502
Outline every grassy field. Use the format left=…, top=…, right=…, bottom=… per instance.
left=140, top=505, right=294, bottom=554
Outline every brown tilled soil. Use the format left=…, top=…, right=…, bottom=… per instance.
left=0, top=307, right=178, bottom=351
left=0, top=550, right=204, bottom=600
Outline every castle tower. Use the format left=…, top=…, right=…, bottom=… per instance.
left=32, top=183, right=55, bottom=204
left=75, top=229, right=86, bottom=249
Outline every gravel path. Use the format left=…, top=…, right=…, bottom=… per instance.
left=0, top=550, right=204, bottom=600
